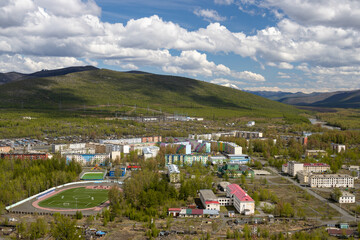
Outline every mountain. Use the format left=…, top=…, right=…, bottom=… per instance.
left=248, top=90, right=359, bottom=108
left=0, top=66, right=98, bottom=85
left=278, top=91, right=343, bottom=105
left=246, top=90, right=304, bottom=101
left=298, top=90, right=360, bottom=108
left=0, top=67, right=305, bottom=119
left=0, top=72, right=26, bottom=84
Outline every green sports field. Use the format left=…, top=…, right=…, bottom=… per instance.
left=38, top=187, right=108, bottom=209
left=81, top=172, right=105, bottom=180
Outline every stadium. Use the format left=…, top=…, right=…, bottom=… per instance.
left=6, top=181, right=121, bottom=216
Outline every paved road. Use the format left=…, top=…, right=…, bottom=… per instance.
left=265, top=165, right=355, bottom=222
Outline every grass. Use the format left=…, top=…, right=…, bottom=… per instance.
left=81, top=172, right=105, bottom=180
left=38, top=187, right=108, bottom=209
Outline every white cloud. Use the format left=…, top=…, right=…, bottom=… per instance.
left=0, top=0, right=359, bottom=91
left=194, top=9, right=226, bottom=22
left=0, top=54, right=84, bottom=73
left=232, top=71, right=265, bottom=82
left=34, top=0, right=101, bottom=18
left=0, top=0, right=35, bottom=28
left=210, top=78, right=243, bottom=89
left=211, top=78, right=244, bottom=85
left=263, top=0, right=360, bottom=30
left=222, top=83, right=240, bottom=89
left=277, top=72, right=291, bottom=79
left=268, top=61, right=293, bottom=69
left=214, top=0, right=234, bottom=5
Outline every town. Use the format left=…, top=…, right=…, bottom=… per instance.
left=1, top=121, right=359, bottom=239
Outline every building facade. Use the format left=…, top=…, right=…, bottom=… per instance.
left=165, top=154, right=209, bottom=166
left=309, top=174, right=354, bottom=188
left=199, top=189, right=220, bottom=211
left=0, top=153, right=48, bottom=160
left=226, top=184, right=254, bottom=215
left=305, top=150, right=327, bottom=158
left=303, top=163, right=330, bottom=173
left=331, top=191, right=355, bottom=203
left=167, top=164, right=181, bottom=183
left=288, top=161, right=304, bottom=177
left=64, top=154, right=110, bottom=166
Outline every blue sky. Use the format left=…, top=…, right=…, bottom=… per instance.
left=1, top=0, right=360, bottom=93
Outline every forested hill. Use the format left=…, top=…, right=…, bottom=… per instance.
left=0, top=68, right=305, bottom=119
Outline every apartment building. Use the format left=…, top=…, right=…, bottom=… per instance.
left=309, top=174, right=354, bottom=188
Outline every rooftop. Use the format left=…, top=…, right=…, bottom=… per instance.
left=227, top=184, right=254, bottom=202
left=341, top=191, right=355, bottom=197
left=310, top=174, right=353, bottom=178
left=167, top=164, right=180, bottom=174
left=199, top=189, right=217, bottom=201
left=304, top=163, right=329, bottom=167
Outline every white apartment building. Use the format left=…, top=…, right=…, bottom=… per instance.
left=309, top=174, right=354, bottom=188
left=332, top=144, right=346, bottom=153
left=331, top=191, right=355, bottom=203
left=286, top=161, right=330, bottom=177
left=303, top=163, right=330, bottom=173
left=288, top=161, right=304, bottom=177
left=226, top=184, right=254, bottom=215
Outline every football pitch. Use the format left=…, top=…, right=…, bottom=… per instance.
left=38, top=187, right=108, bottom=209
left=81, top=172, right=105, bottom=180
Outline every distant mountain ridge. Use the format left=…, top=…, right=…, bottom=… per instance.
left=0, top=66, right=98, bottom=84
left=248, top=90, right=359, bottom=108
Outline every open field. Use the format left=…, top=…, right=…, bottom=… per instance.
left=38, top=187, right=108, bottom=209
left=81, top=172, right=105, bottom=180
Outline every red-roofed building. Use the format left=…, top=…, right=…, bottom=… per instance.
left=226, top=184, right=254, bottom=215
left=168, top=208, right=181, bottom=217
left=199, top=189, right=220, bottom=211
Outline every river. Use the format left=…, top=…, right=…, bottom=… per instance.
left=308, top=118, right=341, bottom=130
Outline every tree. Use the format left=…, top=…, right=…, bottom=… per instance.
left=75, top=211, right=83, bottom=220
left=242, top=224, right=251, bottom=239
left=51, top=214, right=83, bottom=240
left=240, top=174, right=246, bottom=185
left=332, top=188, right=342, bottom=201
left=29, top=218, right=48, bottom=239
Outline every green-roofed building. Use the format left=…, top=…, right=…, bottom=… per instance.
left=219, top=163, right=254, bottom=178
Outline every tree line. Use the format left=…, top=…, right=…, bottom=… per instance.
left=0, top=157, right=82, bottom=212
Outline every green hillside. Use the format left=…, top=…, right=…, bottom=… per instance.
left=0, top=68, right=305, bottom=119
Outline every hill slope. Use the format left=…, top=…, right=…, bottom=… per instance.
left=0, top=68, right=305, bottom=119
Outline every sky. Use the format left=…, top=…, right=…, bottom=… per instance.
left=1, top=0, right=360, bottom=93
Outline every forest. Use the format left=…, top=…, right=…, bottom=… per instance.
left=0, top=158, right=82, bottom=212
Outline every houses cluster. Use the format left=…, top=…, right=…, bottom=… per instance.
left=0, top=134, right=253, bottom=168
